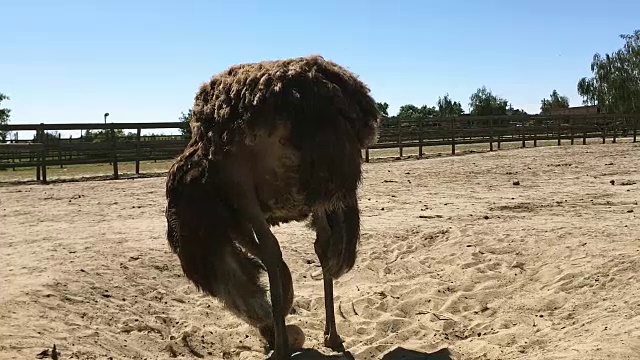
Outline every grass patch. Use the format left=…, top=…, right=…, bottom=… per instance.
left=0, top=160, right=174, bottom=183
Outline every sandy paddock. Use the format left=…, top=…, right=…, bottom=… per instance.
left=1, top=143, right=639, bottom=360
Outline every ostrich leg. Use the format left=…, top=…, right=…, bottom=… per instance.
left=233, top=194, right=290, bottom=359
left=254, top=225, right=290, bottom=359
left=252, top=222, right=290, bottom=359
left=320, top=269, right=344, bottom=352
left=312, top=210, right=346, bottom=352
left=235, top=224, right=295, bottom=318
left=235, top=224, right=294, bottom=353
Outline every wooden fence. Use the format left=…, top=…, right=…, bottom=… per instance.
left=0, top=113, right=638, bottom=183
left=0, top=122, right=186, bottom=182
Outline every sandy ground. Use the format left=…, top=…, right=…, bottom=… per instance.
left=1, top=143, right=639, bottom=360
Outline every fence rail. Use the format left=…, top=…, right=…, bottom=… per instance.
left=0, top=121, right=187, bottom=182
left=1, top=113, right=638, bottom=183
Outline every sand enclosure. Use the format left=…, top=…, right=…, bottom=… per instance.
left=1, top=143, right=639, bottom=359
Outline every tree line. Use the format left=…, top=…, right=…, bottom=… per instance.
left=26, top=129, right=179, bottom=143
left=1, top=30, right=638, bottom=142
left=175, top=86, right=573, bottom=137
left=376, top=85, right=572, bottom=120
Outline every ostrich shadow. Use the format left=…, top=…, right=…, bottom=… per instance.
left=289, top=347, right=453, bottom=359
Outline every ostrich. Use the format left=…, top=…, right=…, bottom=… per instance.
left=164, top=55, right=380, bottom=359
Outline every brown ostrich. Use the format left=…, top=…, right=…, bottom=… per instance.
left=164, top=55, right=380, bottom=359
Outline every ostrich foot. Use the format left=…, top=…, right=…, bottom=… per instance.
left=324, top=333, right=345, bottom=353
left=259, top=325, right=276, bottom=354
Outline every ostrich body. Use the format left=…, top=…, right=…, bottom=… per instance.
left=165, top=55, right=379, bottom=359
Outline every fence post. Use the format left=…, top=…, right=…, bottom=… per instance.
left=41, top=124, right=48, bottom=184
left=570, top=117, right=575, bottom=145
left=135, top=127, right=142, bottom=174
left=365, top=147, right=370, bottom=163
left=583, top=117, right=588, bottom=145
left=11, top=146, right=15, bottom=171
left=521, top=125, right=526, bottom=148
left=557, top=117, right=562, bottom=146
left=418, top=118, right=423, bottom=157
left=497, top=118, right=501, bottom=150
left=451, top=117, right=456, bottom=155
left=612, top=118, right=617, bottom=144
left=11, top=133, right=17, bottom=171
left=602, top=118, right=607, bottom=144
left=35, top=126, right=42, bottom=181
left=489, top=118, right=494, bottom=151
left=634, top=117, right=638, bottom=143
left=58, top=133, right=64, bottom=168
left=397, top=118, right=403, bottom=157
left=152, top=135, right=157, bottom=162
left=111, top=128, right=119, bottom=179
left=69, top=134, right=73, bottom=161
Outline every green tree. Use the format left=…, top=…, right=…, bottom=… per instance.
left=0, top=92, right=11, bottom=142
left=468, top=86, right=509, bottom=116
left=375, top=102, right=389, bottom=117
left=540, top=89, right=570, bottom=114
left=577, top=30, right=640, bottom=113
left=422, top=105, right=438, bottom=117
left=179, top=109, right=193, bottom=139
left=507, top=104, right=528, bottom=115
left=396, top=104, right=420, bottom=118
left=436, top=94, right=465, bottom=117
left=80, top=128, right=130, bottom=143
left=396, top=104, right=438, bottom=118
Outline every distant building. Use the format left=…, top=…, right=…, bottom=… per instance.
left=549, top=105, right=601, bottom=115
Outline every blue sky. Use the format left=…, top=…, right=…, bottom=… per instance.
left=2, top=0, right=639, bottom=136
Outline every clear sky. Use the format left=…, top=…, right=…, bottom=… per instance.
left=2, top=0, right=639, bottom=133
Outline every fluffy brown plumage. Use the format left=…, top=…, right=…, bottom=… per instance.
left=189, top=55, right=379, bottom=151
left=165, top=55, right=379, bottom=359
